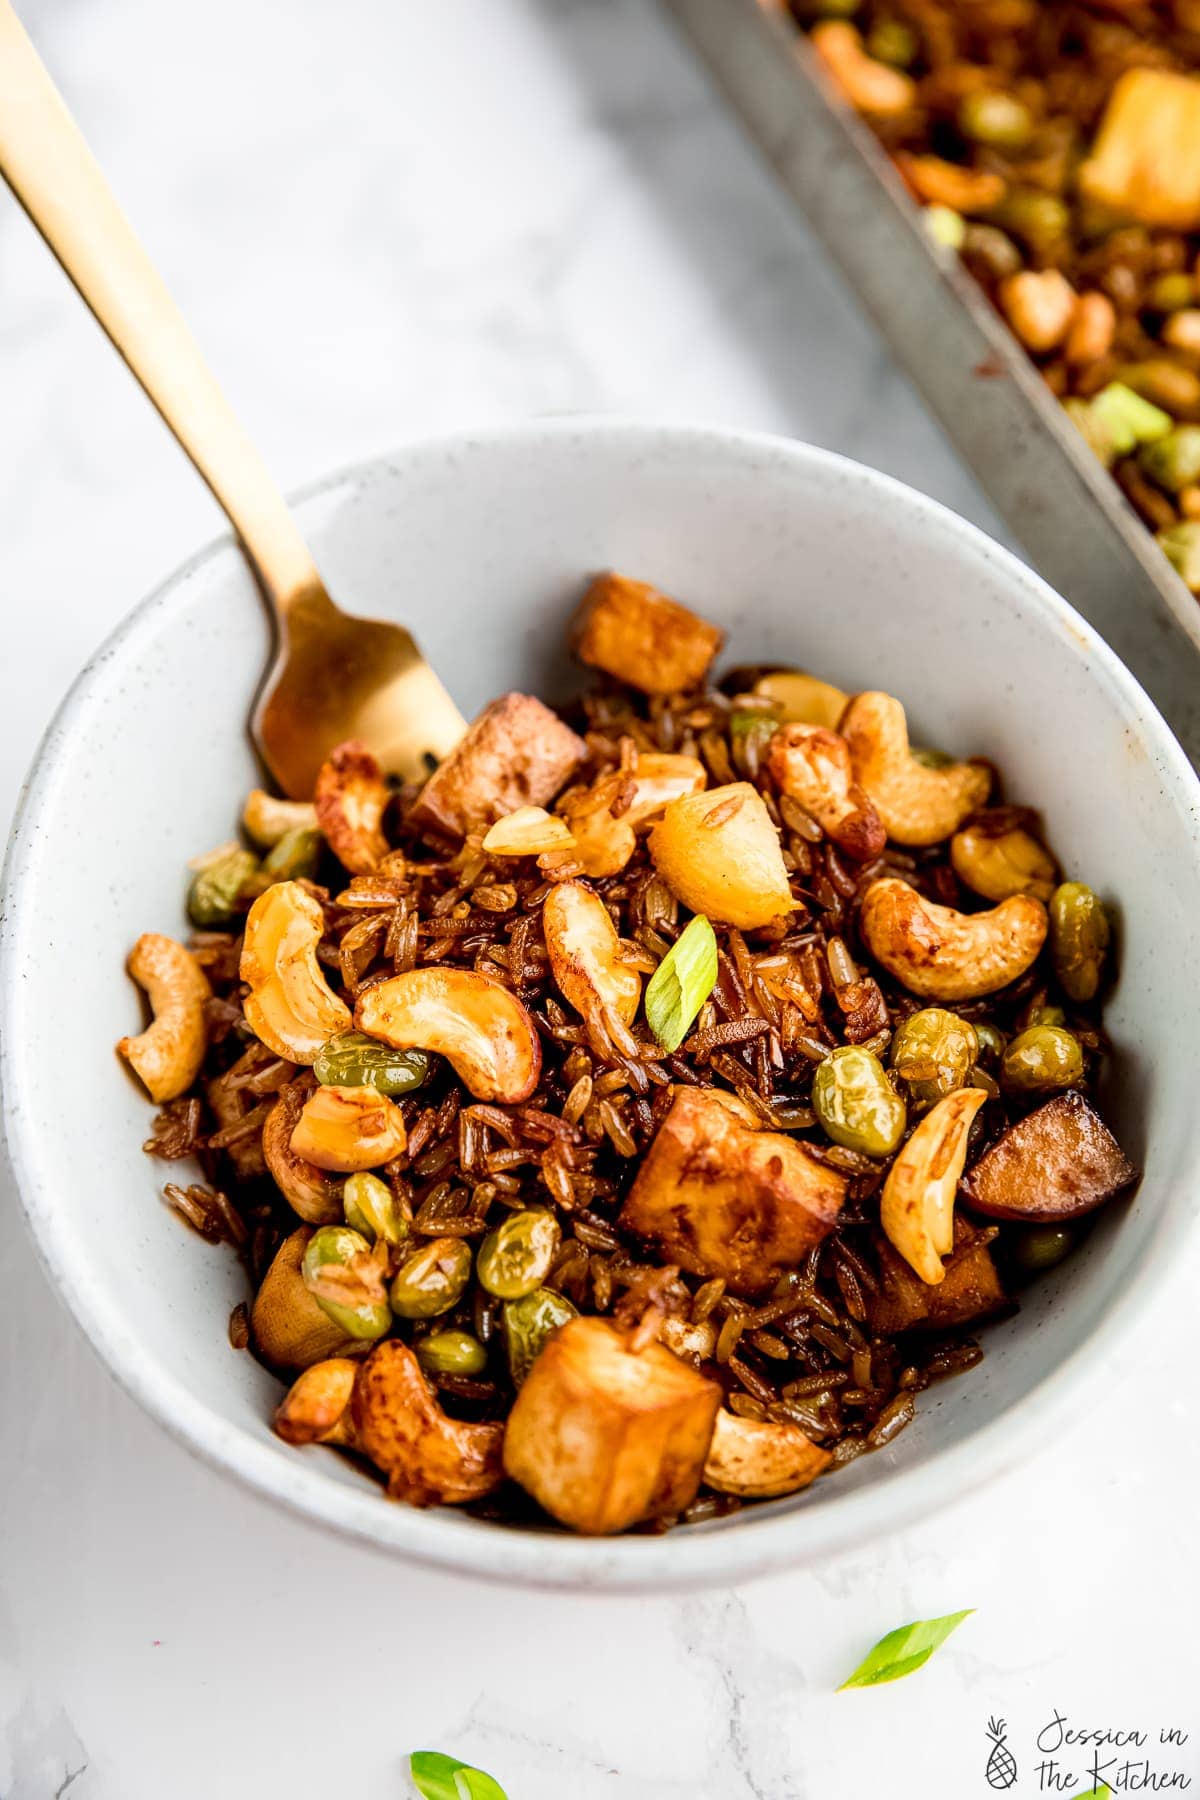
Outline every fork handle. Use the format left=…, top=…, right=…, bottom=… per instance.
left=0, top=0, right=323, bottom=617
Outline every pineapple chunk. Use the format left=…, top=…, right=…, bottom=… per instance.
left=571, top=573, right=725, bottom=696
left=1079, top=69, right=1200, bottom=230
left=648, top=782, right=794, bottom=929
left=618, top=1088, right=847, bottom=1296
left=502, top=1316, right=721, bottom=1534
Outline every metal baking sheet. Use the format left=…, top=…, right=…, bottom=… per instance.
left=661, top=0, right=1200, bottom=758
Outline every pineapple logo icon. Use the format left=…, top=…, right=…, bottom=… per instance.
left=985, top=1717, right=1018, bottom=1790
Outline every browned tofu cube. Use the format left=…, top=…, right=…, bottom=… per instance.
left=618, top=1088, right=846, bottom=1296
left=502, top=1316, right=721, bottom=1534
left=866, top=1216, right=1006, bottom=1335
left=411, top=692, right=585, bottom=839
left=961, top=1091, right=1138, bottom=1224
left=571, top=573, right=725, bottom=696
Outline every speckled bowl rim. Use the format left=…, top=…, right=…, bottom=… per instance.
left=4, top=417, right=1199, bottom=1592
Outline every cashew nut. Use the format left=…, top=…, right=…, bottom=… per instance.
left=242, top=788, right=319, bottom=848
left=950, top=820, right=1057, bottom=902
left=250, top=1227, right=356, bottom=1369
left=703, top=1409, right=832, bottom=1499
left=753, top=669, right=849, bottom=730
left=543, top=880, right=642, bottom=1055
left=273, top=1357, right=359, bottom=1446
left=767, top=723, right=886, bottom=861
left=482, top=805, right=576, bottom=856
left=545, top=775, right=637, bottom=879
left=355, top=966, right=541, bottom=1104
left=860, top=877, right=1048, bottom=1000
left=880, top=1087, right=987, bottom=1284
left=262, top=1082, right=343, bottom=1222
left=117, top=933, right=211, bottom=1103
left=240, top=880, right=352, bottom=1064
left=289, top=1083, right=407, bottom=1172
left=314, top=739, right=390, bottom=874
left=541, top=755, right=709, bottom=881
left=841, top=692, right=991, bottom=845
left=811, top=20, right=916, bottom=117
left=352, top=1338, right=505, bottom=1505
left=649, top=783, right=794, bottom=930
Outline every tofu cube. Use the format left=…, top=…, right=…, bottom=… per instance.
left=866, top=1216, right=1006, bottom=1335
left=618, top=1088, right=847, bottom=1296
left=411, top=692, right=585, bottom=840
left=502, top=1315, right=721, bottom=1534
left=571, top=573, right=725, bottom=695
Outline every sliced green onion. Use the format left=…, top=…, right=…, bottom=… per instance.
left=1089, top=381, right=1172, bottom=456
left=838, top=1609, right=973, bottom=1690
left=644, top=914, right=719, bottom=1054
left=409, top=1752, right=507, bottom=1800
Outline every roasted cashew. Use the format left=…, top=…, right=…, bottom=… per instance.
left=242, top=788, right=319, bottom=848
left=767, top=723, right=886, bottom=860
left=879, top=1087, right=987, bottom=1284
left=314, top=740, right=390, bottom=874
left=273, top=1357, right=359, bottom=1446
left=543, top=880, right=642, bottom=1055
left=703, top=1410, right=831, bottom=1499
left=753, top=669, right=849, bottom=730
left=860, top=877, right=1047, bottom=1001
left=117, top=933, right=211, bottom=1103
left=262, top=1082, right=343, bottom=1223
left=290, top=1083, right=408, bottom=1172
left=541, top=755, right=708, bottom=881
left=355, top=966, right=541, bottom=1104
left=545, top=776, right=637, bottom=879
left=352, top=1338, right=505, bottom=1505
left=841, top=692, right=991, bottom=846
left=240, top=880, right=352, bottom=1064
left=482, top=806, right=576, bottom=856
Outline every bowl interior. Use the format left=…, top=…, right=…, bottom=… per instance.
left=6, top=421, right=1200, bottom=1589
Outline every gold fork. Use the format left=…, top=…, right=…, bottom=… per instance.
left=0, top=0, right=466, bottom=798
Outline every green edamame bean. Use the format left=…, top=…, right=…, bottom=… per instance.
left=502, top=1287, right=579, bottom=1387
left=187, top=846, right=259, bottom=928
left=314, top=1031, right=430, bottom=1097
left=389, top=1237, right=472, bottom=1319
left=1010, top=1224, right=1075, bottom=1276
left=890, top=1008, right=978, bottom=1107
left=343, top=1171, right=409, bottom=1248
left=812, top=1046, right=906, bottom=1158
left=262, top=826, right=322, bottom=883
left=415, top=1329, right=488, bottom=1377
left=476, top=1211, right=561, bottom=1300
left=1001, top=1025, right=1084, bottom=1093
left=1049, top=882, right=1110, bottom=1003
left=301, top=1225, right=391, bottom=1341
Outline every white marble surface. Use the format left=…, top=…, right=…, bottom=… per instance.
left=0, top=2, right=1194, bottom=1796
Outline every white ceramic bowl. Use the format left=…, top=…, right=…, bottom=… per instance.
left=5, top=420, right=1200, bottom=1590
